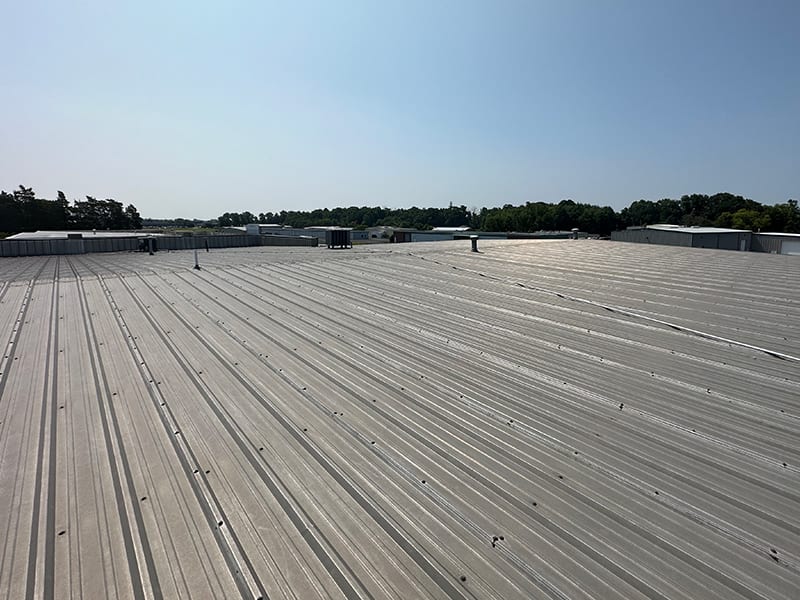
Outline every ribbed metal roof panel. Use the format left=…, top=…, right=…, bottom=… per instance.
left=1, top=240, right=798, bottom=599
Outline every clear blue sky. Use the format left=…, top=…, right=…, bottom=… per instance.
left=1, top=1, right=798, bottom=219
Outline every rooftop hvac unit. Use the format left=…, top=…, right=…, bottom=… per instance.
left=326, top=229, right=352, bottom=249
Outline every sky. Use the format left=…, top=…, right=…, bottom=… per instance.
left=1, top=1, right=798, bottom=219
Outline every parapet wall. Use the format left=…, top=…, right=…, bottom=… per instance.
left=0, top=234, right=317, bottom=257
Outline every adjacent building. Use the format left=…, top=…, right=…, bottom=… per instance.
left=611, top=224, right=752, bottom=251
left=751, top=232, right=800, bottom=255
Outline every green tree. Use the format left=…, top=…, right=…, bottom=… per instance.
left=215, top=193, right=800, bottom=237
left=730, top=209, right=770, bottom=231
left=619, top=200, right=660, bottom=227
left=125, top=204, right=143, bottom=229
left=765, top=199, right=800, bottom=232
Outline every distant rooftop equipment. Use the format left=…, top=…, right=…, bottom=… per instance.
left=326, top=228, right=352, bottom=249
left=470, top=235, right=479, bottom=252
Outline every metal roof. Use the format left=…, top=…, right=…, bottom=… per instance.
left=755, top=232, right=800, bottom=238
left=1, top=239, right=798, bottom=599
left=6, top=230, right=162, bottom=240
left=647, top=224, right=751, bottom=234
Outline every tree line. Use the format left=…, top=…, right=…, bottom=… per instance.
left=218, top=204, right=474, bottom=231
left=0, top=186, right=143, bottom=235
left=3, top=186, right=797, bottom=237
left=218, top=193, right=799, bottom=235
left=619, top=194, right=799, bottom=233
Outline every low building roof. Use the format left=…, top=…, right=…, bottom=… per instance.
left=754, top=231, right=800, bottom=237
left=647, top=224, right=751, bottom=234
left=304, top=225, right=352, bottom=230
left=6, top=230, right=161, bottom=239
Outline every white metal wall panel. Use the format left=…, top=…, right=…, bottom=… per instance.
left=782, top=240, right=800, bottom=255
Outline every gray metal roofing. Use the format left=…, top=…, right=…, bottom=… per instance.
left=755, top=232, right=800, bottom=238
left=6, top=230, right=161, bottom=240
left=1, top=239, right=798, bottom=600
left=647, top=225, right=751, bottom=234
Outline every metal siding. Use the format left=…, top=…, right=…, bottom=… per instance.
left=782, top=240, right=800, bottom=255
left=691, top=233, right=715, bottom=248
left=716, top=233, right=739, bottom=250
left=259, top=235, right=317, bottom=247
left=751, top=235, right=778, bottom=253
left=753, top=234, right=800, bottom=255
left=84, top=239, right=102, bottom=253
left=612, top=229, right=693, bottom=246
left=410, top=232, right=455, bottom=242
left=66, top=239, right=84, bottom=254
